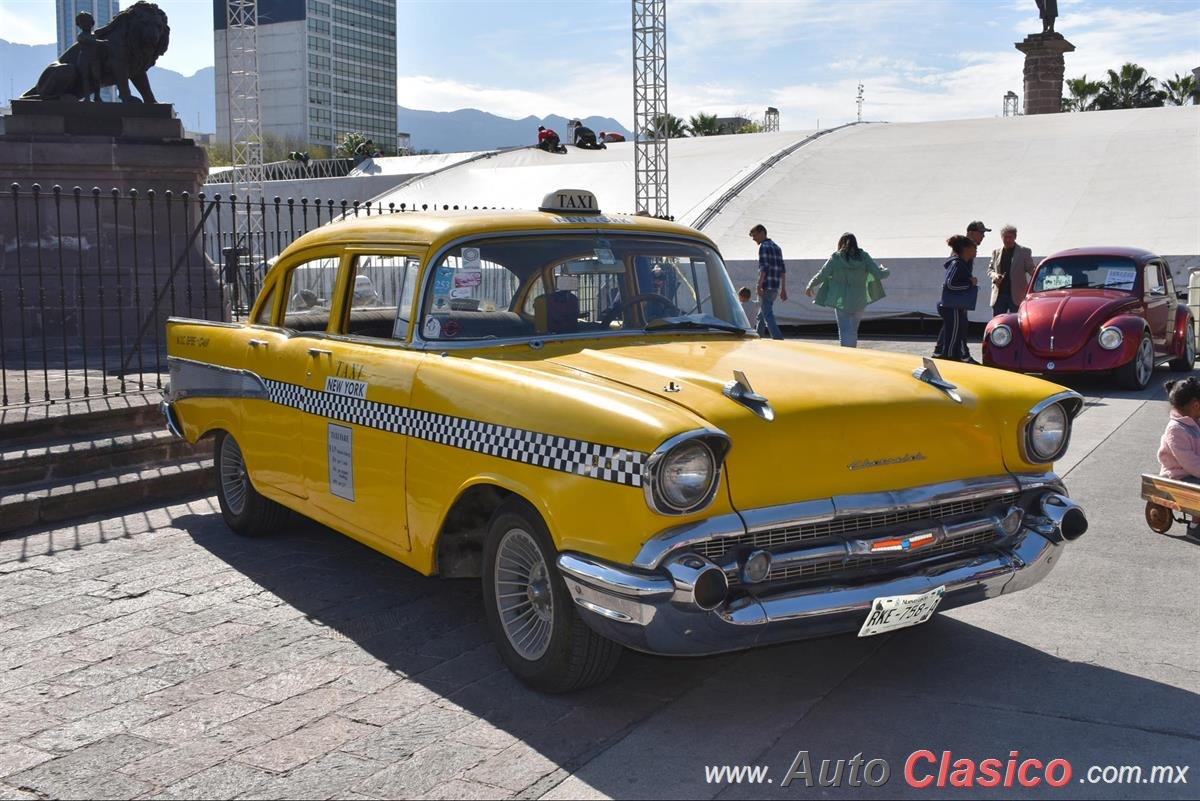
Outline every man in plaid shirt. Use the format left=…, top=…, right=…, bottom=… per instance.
left=750, top=224, right=788, bottom=339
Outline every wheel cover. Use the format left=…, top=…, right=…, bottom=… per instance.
left=494, top=527, right=555, bottom=661
left=1187, top=331, right=1195, bottom=365
left=1136, top=337, right=1153, bottom=385
left=219, top=436, right=250, bottom=516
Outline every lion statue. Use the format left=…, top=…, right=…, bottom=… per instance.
left=22, top=2, right=170, bottom=104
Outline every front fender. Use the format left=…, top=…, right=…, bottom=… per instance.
left=1103, top=315, right=1152, bottom=365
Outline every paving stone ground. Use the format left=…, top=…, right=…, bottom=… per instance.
left=1, top=336, right=1197, bottom=800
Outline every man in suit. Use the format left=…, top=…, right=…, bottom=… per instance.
left=988, top=224, right=1036, bottom=316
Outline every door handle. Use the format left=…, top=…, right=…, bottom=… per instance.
left=248, top=339, right=269, bottom=349
left=307, top=347, right=333, bottom=358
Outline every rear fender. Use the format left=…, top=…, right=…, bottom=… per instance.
left=1171, top=307, right=1194, bottom=357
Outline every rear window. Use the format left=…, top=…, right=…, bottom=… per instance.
left=1033, top=256, right=1138, bottom=293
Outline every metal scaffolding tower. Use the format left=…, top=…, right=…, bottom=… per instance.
left=631, top=0, right=668, bottom=218
left=224, top=0, right=265, bottom=193
left=1003, top=90, right=1020, bottom=117
left=856, top=84, right=865, bottom=123
left=763, top=106, right=780, bottom=132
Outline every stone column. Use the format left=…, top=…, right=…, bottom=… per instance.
left=1015, top=33, right=1076, bottom=115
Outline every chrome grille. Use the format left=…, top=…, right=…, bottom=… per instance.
left=696, top=493, right=1016, bottom=563
left=727, top=528, right=999, bottom=586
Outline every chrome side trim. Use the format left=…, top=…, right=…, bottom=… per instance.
left=1020, top=390, right=1084, bottom=464
left=633, top=474, right=1026, bottom=570
left=161, top=400, right=184, bottom=439
left=642, top=429, right=731, bottom=516
left=557, top=553, right=673, bottom=599
left=166, top=356, right=269, bottom=402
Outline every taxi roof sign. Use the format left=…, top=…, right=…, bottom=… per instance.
left=540, top=189, right=601, bottom=215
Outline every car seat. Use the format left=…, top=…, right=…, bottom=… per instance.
left=533, top=290, right=580, bottom=334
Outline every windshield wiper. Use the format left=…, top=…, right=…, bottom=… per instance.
left=644, top=316, right=748, bottom=335
left=1090, top=282, right=1135, bottom=290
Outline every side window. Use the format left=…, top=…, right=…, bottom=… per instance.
left=345, top=254, right=420, bottom=340
left=1145, top=263, right=1165, bottom=296
left=283, top=256, right=340, bottom=331
left=253, top=285, right=278, bottom=325
left=1160, top=263, right=1176, bottom=296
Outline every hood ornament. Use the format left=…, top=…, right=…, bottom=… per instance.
left=724, top=370, right=774, bottom=421
left=912, top=358, right=962, bottom=403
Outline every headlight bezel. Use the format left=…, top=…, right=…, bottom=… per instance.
left=644, top=430, right=730, bottom=515
left=989, top=324, right=1013, bottom=348
left=1098, top=326, right=1124, bottom=351
left=1020, top=392, right=1083, bottom=464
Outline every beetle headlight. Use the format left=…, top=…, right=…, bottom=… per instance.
left=990, top=324, right=1013, bottom=348
left=646, top=433, right=727, bottom=514
left=1026, top=402, right=1070, bottom=462
left=1098, top=326, right=1124, bottom=351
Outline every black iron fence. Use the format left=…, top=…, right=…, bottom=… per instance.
left=0, top=183, right=504, bottom=408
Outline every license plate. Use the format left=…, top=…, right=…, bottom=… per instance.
left=857, top=586, right=946, bottom=637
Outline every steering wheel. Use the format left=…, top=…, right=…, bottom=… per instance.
left=601, top=293, right=682, bottom=325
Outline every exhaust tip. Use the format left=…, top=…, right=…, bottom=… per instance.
left=693, top=566, right=729, bottom=611
left=1060, top=507, right=1088, bottom=541
left=1040, top=493, right=1088, bottom=542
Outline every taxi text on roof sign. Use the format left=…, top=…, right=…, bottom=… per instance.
left=540, top=189, right=600, bottom=214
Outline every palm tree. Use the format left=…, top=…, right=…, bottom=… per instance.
left=687, top=112, right=719, bottom=136
left=643, top=113, right=690, bottom=139
left=1063, top=75, right=1102, bottom=111
left=1162, top=72, right=1198, bottom=106
left=336, top=131, right=370, bottom=158
left=1094, top=63, right=1166, bottom=110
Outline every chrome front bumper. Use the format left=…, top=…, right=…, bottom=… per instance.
left=557, top=494, right=1082, bottom=656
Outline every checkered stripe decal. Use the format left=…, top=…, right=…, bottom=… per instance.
left=263, top=380, right=647, bottom=487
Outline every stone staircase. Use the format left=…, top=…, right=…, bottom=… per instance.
left=0, top=399, right=213, bottom=535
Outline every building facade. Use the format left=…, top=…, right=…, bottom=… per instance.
left=214, top=0, right=397, bottom=159
left=56, top=0, right=120, bottom=102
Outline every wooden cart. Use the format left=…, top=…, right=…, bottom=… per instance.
left=1141, top=474, right=1200, bottom=534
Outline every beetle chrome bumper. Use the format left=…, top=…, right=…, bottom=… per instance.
left=557, top=500, right=1082, bottom=656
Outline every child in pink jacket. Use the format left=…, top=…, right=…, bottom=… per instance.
left=1157, top=377, right=1200, bottom=481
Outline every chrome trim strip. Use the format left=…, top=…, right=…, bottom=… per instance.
left=633, top=473, right=1025, bottom=570
left=166, top=356, right=269, bottom=401
left=1020, top=390, right=1084, bottom=464
left=166, top=317, right=244, bottom=330
left=557, top=553, right=673, bottom=599
left=642, top=429, right=731, bottom=516
left=161, top=400, right=184, bottom=439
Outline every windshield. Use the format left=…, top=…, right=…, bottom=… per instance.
left=1032, top=256, right=1140, bottom=293
left=417, top=234, right=749, bottom=342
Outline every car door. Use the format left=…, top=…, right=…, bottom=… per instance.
left=1143, top=261, right=1171, bottom=354
left=240, top=249, right=344, bottom=499
left=299, top=249, right=425, bottom=551
left=1159, top=260, right=1181, bottom=353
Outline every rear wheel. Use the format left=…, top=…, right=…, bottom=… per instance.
left=1169, top=320, right=1196, bottom=372
left=1117, top=331, right=1155, bottom=390
left=214, top=431, right=288, bottom=537
left=481, top=498, right=621, bottom=693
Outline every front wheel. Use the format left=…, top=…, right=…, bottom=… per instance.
left=481, top=498, right=621, bottom=693
left=1116, top=331, right=1155, bottom=390
left=1170, top=321, right=1196, bottom=372
left=214, top=431, right=289, bottom=537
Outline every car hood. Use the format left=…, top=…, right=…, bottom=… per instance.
left=1019, top=291, right=1140, bottom=357
left=543, top=337, right=1044, bottom=512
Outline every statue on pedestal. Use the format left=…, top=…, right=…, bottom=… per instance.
left=1036, top=0, right=1058, bottom=35
left=21, top=1, right=170, bottom=104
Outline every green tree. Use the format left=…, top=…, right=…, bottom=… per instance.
left=1094, top=63, right=1165, bottom=110
left=687, top=112, right=719, bottom=136
left=737, top=120, right=764, bottom=134
left=643, top=113, right=689, bottom=139
left=1063, top=75, right=1102, bottom=111
left=336, top=131, right=370, bottom=158
left=1162, top=72, right=1198, bottom=106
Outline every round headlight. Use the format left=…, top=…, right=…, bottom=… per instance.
left=1098, top=326, right=1124, bottom=351
left=990, top=324, right=1013, bottom=348
left=1028, top=403, right=1069, bottom=462
left=656, top=440, right=717, bottom=512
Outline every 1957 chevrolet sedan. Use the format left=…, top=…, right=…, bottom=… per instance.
left=164, top=190, right=1089, bottom=692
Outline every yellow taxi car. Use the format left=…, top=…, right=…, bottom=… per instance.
left=164, top=189, right=1089, bottom=692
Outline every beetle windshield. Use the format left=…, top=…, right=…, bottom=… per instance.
left=1032, top=256, right=1139, bottom=293
left=417, top=234, right=750, bottom=342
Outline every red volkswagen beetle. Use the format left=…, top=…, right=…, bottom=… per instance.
left=983, top=248, right=1195, bottom=389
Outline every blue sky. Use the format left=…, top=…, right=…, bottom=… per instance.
left=2, top=0, right=1197, bottom=128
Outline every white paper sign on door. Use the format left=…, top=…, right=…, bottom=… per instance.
left=327, top=423, right=355, bottom=501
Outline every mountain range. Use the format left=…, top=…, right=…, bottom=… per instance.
left=0, top=39, right=631, bottom=153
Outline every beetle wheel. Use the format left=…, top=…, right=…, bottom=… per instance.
left=1170, top=322, right=1195, bottom=372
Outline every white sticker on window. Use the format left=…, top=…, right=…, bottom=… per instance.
left=1105, top=269, right=1136, bottom=290
left=595, top=248, right=616, bottom=265
left=463, top=247, right=482, bottom=270
left=423, top=315, right=442, bottom=338
left=327, top=423, right=355, bottom=501
left=455, top=270, right=483, bottom=289
left=1043, top=274, right=1073, bottom=290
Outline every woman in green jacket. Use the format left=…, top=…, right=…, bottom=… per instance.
left=805, top=232, right=889, bottom=347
